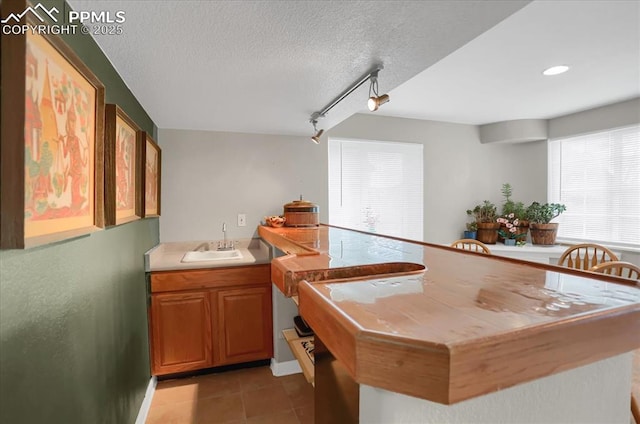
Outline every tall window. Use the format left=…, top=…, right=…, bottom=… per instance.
left=328, top=138, right=423, bottom=241
left=549, top=124, right=640, bottom=248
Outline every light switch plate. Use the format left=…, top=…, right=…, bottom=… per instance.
left=237, top=214, right=246, bottom=227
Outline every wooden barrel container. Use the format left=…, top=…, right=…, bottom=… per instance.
left=283, top=198, right=319, bottom=227
left=529, top=223, right=559, bottom=245
left=476, top=222, right=500, bottom=244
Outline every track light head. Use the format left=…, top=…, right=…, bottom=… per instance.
left=310, top=119, right=323, bottom=144
left=368, top=94, right=390, bottom=111
left=367, top=70, right=389, bottom=112
left=311, top=129, right=323, bottom=144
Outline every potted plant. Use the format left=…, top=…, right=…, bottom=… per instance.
left=497, top=214, right=520, bottom=245
left=526, top=202, right=567, bottom=245
left=466, top=200, right=499, bottom=244
left=500, top=183, right=529, bottom=242
left=463, top=221, right=477, bottom=239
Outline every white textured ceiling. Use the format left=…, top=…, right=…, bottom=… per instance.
left=378, top=0, right=640, bottom=125
left=67, top=1, right=639, bottom=135
left=66, top=0, right=529, bottom=135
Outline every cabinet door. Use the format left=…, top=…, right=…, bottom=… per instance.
left=214, top=285, right=273, bottom=365
left=151, top=291, right=213, bottom=375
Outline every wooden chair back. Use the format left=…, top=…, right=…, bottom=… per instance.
left=589, top=261, right=640, bottom=282
left=450, top=239, right=491, bottom=255
left=557, top=243, right=618, bottom=270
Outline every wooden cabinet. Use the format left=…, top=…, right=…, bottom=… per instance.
left=151, top=291, right=212, bottom=375
left=214, top=286, right=273, bottom=365
left=149, top=264, right=272, bottom=376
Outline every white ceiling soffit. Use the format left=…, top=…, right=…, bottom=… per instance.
left=67, top=0, right=529, bottom=135
left=377, top=0, right=640, bottom=125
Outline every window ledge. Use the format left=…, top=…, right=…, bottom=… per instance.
left=555, top=238, right=640, bottom=255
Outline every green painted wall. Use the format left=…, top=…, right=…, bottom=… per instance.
left=0, top=1, right=159, bottom=422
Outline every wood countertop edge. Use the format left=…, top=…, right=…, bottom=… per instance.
left=299, top=280, right=362, bottom=377
left=299, top=279, right=640, bottom=405
left=258, top=226, right=319, bottom=256
left=272, top=261, right=427, bottom=297
left=444, top=304, right=640, bottom=403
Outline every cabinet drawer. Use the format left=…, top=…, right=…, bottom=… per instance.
left=151, top=263, right=271, bottom=292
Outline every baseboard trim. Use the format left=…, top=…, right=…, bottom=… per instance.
left=135, top=376, right=157, bottom=424
left=270, top=358, right=302, bottom=377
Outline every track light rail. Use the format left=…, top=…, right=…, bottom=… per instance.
left=311, top=64, right=383, bottom=120
left=308, top=63, right=387, bottom=143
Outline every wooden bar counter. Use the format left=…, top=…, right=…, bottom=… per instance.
left=259, top=225, right=640, bottom=421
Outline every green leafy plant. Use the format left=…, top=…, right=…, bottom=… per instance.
left=501, top=183, right=527, bottom=220
left=467, top=200, right=498, bottom=223
left=501, top=183, right=513, bottom=206
left=466, top=221, right=478, bottom=232
left=526, top=202, right=567, bottom=224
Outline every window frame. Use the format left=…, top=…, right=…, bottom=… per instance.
left=548, top=124, right=640, bottom=252
left=328, top=137, right=424, bottom=242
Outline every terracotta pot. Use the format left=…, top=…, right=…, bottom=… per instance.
left=530, top=223, right=559, bottom=245
left=476, top=222, right=500, bottom=244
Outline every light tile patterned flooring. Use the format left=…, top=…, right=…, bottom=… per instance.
left=146, top=366, right=314, bottom=424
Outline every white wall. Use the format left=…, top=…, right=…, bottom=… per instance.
left=158, top=129, right=327, bottom=242
left=328, top=114, right=547, bottom=244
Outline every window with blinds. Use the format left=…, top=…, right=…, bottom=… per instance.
left=549, top=124, right=640, bottom=248
left=328, top=138, right=423, bottom=241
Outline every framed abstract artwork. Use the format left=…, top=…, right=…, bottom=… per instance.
left=104, top=105, right=142, bottom=226
left=0, top=12, right=105, bottom=249
left=141, top=132, right=161, bottom=218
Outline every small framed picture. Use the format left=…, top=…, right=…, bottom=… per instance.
left=104, top=104, right=143, bottom=226
left=141, top=132, right=161, bottom=218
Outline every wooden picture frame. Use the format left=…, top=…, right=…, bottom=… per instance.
left=104, top=104, right=142, bottom=226
left=141, top=132, right=161, bottom=218
left=0, top=9, right=105, bottom=249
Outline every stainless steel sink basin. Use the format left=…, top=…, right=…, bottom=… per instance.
left=181, top=249, right=243, bottom=263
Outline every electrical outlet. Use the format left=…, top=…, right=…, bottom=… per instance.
left=237, top=214, right=246, bottom=227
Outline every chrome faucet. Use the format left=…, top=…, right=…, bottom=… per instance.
left=222, top=222, right=227, bottom=246
left=218, top=222, right=234, bottom=251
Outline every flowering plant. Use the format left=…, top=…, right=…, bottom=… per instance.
left=497, top=213, right=522, bottom=240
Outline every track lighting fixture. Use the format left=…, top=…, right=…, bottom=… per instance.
left=307, top=64, right=389, bottom=143
left=310, top=119, right=323, bottom=144
left=367, top=70, right=390, bottom=112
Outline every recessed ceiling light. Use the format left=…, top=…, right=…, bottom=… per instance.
left=542, top=65, right=570, bottom=76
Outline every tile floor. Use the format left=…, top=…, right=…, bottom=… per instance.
left=146, top=366, right=314, bottom=424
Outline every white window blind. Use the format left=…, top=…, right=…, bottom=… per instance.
left=549, top=124, right=640, bottom=248
left=328, top=138, right=423, bottom=241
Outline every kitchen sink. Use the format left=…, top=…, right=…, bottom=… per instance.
left=181, top=249, right=243, bottom=263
